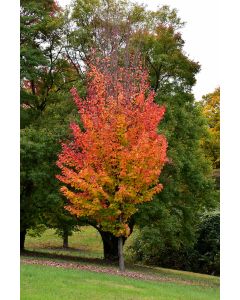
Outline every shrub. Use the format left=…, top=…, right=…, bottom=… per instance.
left=128, top=211, right=220, bottom=275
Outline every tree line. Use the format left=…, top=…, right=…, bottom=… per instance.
left=20, top=0, right=219, bottom=274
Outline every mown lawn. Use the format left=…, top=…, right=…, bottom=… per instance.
left=25, top=226, right=104, bottom=258
left=21, top=263, right=219, bottom=300
left=25, top=226, right=135, bottom=259
left=22, top=226, right=219, bottom=299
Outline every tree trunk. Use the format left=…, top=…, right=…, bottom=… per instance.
left=63, top=229, right=69, bottom=248
left=99, top=230, right=119, bottom=261
left=20, top=229, right=27, bottom=251
left=118, top=236, right=125, bottom=272
left=96, top=219, right=135, bottom=261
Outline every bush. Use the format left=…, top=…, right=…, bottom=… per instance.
left=193, top=212, right=220, bottom=275
left=128, top=212, right=220, bottom=275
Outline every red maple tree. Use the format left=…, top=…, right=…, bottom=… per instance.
left=56, top=58, right=167, bottom=270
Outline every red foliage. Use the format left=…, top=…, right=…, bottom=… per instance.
left=56, top=59, right=167, bottom=237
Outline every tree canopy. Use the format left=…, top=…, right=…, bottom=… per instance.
left=57, top=59, right=167, bottom=270
left=200, top=87, right=220, bottom=169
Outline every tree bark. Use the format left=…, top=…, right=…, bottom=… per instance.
left=20, top=229, right=27, bottom=251
left=96, top=219, right=135, bottom=261
left=63, top=229, right=69, bottom=248
left=118, top=236, right=125, bottom=272
left=99, top=230, right=119, bottom=261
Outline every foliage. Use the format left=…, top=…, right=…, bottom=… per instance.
left=129, top=212, right=220, bottom=276
left=130, top=90, right=218, bottom=267
left=200, top=87, right=220, bottom=169
left=20, top=0, right=83, bottom=242
left=57, top=60, right=167, bottom=237
left=26, top=224, right=47, bottom=238
left=20, top=0, right=66, bottom=126
left=128, top=93, right=219, bottom=273
left=20, top=93, right=82, bottom=236
left=131, top=26, right=199, bottom=93
left=193, top=212, right=220, bottom=275
left=127, top=4, right=218, bottom=261
left=67, top=0, right=217, bottom=234
left=20, top=126, right=59, bottom=231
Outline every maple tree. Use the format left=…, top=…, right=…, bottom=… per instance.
left=56, top=59, right=167, bottom=271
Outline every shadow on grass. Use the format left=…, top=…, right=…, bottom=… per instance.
left=21, top=249, right=118, bottom=267
left=20, top=250, right=220, bottom=288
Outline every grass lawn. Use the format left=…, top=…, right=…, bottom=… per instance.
left=21, top=263, right=219, bottom=300
left=22, top=226, right=219, bottom=299
left=25, top=226, right=136, bottom=259
left=25, top=226, right=104, bottom=258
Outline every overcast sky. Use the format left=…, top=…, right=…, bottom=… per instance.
left=58, top=0, right=219, bottom=100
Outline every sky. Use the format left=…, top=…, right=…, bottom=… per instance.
left=58, top=0, right=219, bottom=100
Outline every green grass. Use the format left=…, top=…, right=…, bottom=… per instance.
left=21, top=264, right=219, bottom=300
left=23, top=226, right=219, bottom=299
left=25, top=226, right=136, bottom=259
left=24, top=226, right=220, bottom=286
left=25, top=226, right=104, bottom=258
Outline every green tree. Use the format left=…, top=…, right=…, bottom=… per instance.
left=121, top=4, right=217, bottom=262
left=20, top=95, right=81, bottom=249
left=200, top=87, right=220, bottom=169
left=20, top=0, right=83, bottom=249
left=131, top=91, right=217, bottom=262
left=20, top=0, right=66, bottom=124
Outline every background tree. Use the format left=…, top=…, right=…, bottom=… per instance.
left=20, top=94, right=82, bottom=250
left=128, top=86, right=220, bottom=272
left=20, top=0, right=84, bottom=249
left=123, top=5, right=218, bottom=265
left=21, top=0, right=66, bottom=122
left=200, top=87, right=220, bottom=170
left=129, top=211, right=219, bottom=275
left=56, top=61, right=167, bottom=271
left=193, top=211, right=220, bottom=275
